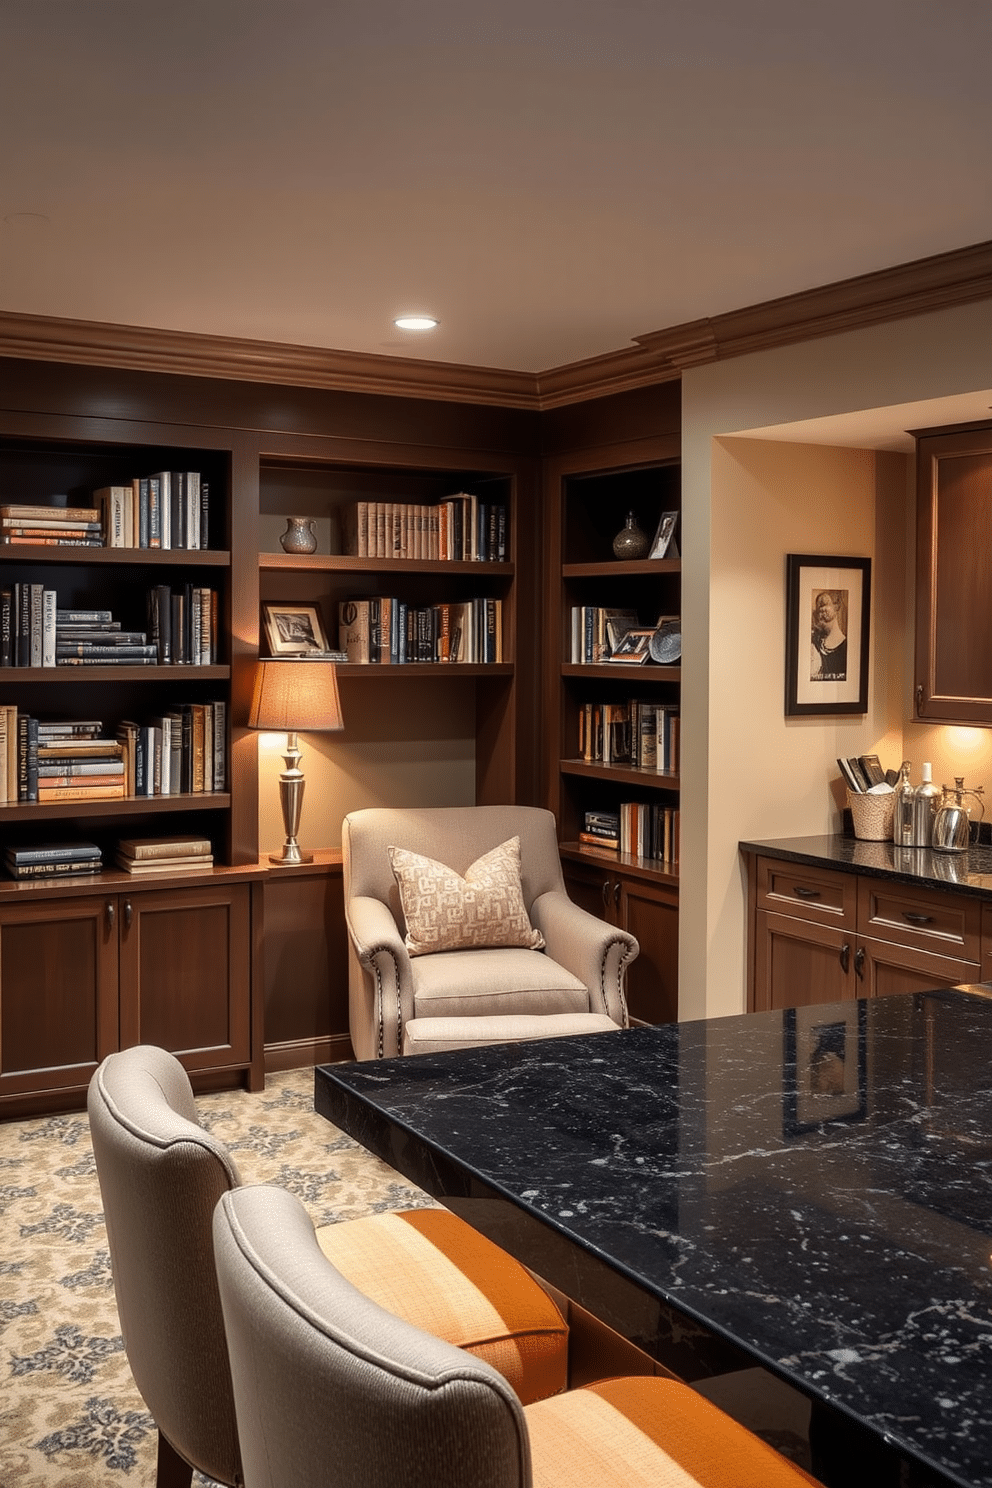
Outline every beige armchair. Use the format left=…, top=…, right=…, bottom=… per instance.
left=342, top=805, right=638, bottom=1059
left=213, top=1184, right=819, bottom=1488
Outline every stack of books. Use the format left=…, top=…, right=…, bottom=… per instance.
left=4, top=841, right=103, bottom=881
left=0, top=503, right=103, bottom=547
left=579, top=809, right=620, bottom=851
left=620, top=802, right=680, bottom=865
left=95, top=472, right=209, bottom=550
left=116, top=701, right=227, bottom=795
left=114, top=836, right=213, bottom=875
left=36, top=724, right=125, bottom=803
left=56, top=609, right=157, bottom=666
left=146, top=584, right=218, bottom=664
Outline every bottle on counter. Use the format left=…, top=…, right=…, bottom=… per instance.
left=911, top=761, right=941, bottom=848
left=892, top=760, right=914, bottom=847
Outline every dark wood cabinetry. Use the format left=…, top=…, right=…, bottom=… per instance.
left=914, top=422, right=992, bottom=724
left=747, top=852, right=982, bottom=1010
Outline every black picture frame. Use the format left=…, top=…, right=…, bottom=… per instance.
left=783, top=1000, right=868, bottom=1138
left=262, top=601, right=330, bottom=656
left=785, top=554, right=871, bottom=716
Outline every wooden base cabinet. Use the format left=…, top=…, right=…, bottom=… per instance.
left=748, top=853, right=982, bottom=1011
left=562, top=854, right=678, bottom=1025
left=0, top=878, right=259, bottom=1118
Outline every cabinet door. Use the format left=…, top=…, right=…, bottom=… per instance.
left=618, top=877, right=678, bottom=1025
left=753, top=910, right=854, bottom=1012
left=561, top=859, right=620, bottom=925
left=855, top=936, right=979, bottom=1000
left=0, top=895, right=118, bottom=1101
left=118, top=883, right=251, bottom=1072
left=915, top=428, right=992, bottom=723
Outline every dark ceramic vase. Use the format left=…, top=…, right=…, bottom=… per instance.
left=612, top=511, right=649, bottom=560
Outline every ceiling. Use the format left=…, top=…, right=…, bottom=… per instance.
left=2, top=1, right=992, bottom=376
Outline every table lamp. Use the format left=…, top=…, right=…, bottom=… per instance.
left=248, top=657, right=344, bottom=865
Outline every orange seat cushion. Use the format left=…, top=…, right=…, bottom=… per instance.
left=315, top=1207, right=568, bottom=1405
left=526, top=1375, right=820, bottom=1488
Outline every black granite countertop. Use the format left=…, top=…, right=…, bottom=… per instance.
left=317, top=991, right=992, bottom=1488
left=741, top=832, right=992, bottom=900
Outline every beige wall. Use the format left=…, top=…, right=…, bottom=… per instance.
left=257, top=679, right=476, bottom=854
left=681, top=298, right=992, bottom=1020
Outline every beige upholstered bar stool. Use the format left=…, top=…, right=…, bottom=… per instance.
left=213, top=1184, right=821, bottom=1488
left=87, top=1046, right=568, bottom=1488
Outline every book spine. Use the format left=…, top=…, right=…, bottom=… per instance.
left=137, top=477, right=150, bottom=548
left=187, top=471, right=201, bottom=550
left=158, top=472, right=171, bottom=549
left=37, top=783, right=126, bottom=801
left=56, top=609, right=113, bottom=623
left=1, top=588, right=11, bottom=666
left=29, top=584, right=43, bottom=667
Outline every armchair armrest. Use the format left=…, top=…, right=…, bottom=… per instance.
left=345, top=895, right=414, bottom=1059
left=530, top=891, right=638, bottom=1026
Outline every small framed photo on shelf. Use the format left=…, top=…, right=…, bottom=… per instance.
left=783, top=1001, right=867, bottom=1137
left=608, top=628, right=654, bottom=663
left=262, top=602, right=330, bottom=656
left=648, top=510, right=680, bottom=560
left=784, top=554, right=871, bottom=716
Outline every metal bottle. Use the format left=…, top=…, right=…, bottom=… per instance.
left=910, top=761, right=941, bottom=848
left=892, top=760, right=914, bottom=847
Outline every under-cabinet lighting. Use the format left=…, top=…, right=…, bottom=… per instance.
left=393, top=315, right=438, bottom=331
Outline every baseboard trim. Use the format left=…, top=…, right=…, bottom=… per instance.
left=264, top=1034, right=355, bottom=1073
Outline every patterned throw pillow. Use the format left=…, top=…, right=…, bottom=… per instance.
left=388, top=836, right=546, bottom=957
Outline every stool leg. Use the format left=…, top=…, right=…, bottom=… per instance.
left=156, top=1430, right=194, bottom=1488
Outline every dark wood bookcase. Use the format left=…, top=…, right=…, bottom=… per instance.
left=544, top=430, right=682, bottom=1025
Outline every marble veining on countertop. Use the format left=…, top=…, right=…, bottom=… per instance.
left=318, top=991, right=992, bottom=1488
left=741, top=832, right=992, bottom=898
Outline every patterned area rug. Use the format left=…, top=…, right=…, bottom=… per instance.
left=1, top=1064, right=812, bottom=1486
left=0, top=1068, right=436, bottom=1487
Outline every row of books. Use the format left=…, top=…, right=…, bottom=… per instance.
left=0, top=709, right=227, bottom=802
left=96, top=473, right=210, bottom=549
left=3, top=835, right=214, bottom=880
left=0, top=592, right=218, bottom=668
left=0, top=504, right=103, bottom=547
left=578, top=803, right=680, bottom=864
left=338, top=597, right=503, bottom=664
left=578, top=701, right=680, bottom=773
left=341, top=495, right=508, bottom=562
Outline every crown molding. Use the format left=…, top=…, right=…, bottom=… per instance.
left=634, top=237, right=992, bottom=371
left=0, top=311, right=542, bottom=410
left=2, top=238, right=992, bottom=410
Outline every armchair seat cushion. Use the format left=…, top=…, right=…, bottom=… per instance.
left=411, top=946, right=589, bottom=1020
left=404, top=1012, right=621, bottom=1054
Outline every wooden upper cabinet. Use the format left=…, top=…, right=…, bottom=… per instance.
left=915, top=424, right=992, bottom=723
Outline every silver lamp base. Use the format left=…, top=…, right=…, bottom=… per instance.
left=269, top=731, right=314, bottom=867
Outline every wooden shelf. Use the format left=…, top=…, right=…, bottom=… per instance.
left=260, top=553, right=513, bottom=577
left=562, top=663, right=681, bottom=683
left=562, top=558, right=680, bottom=578
left=560, top=757, right=680, bottom=790
left=0, top=857, right=264, bottom=899
left=0, top=665, right=230, bottom=682
left=559, top=840, right=680, bottom=887
left=336, top=662, right=512, bottom=679
left=0, top=791, right=230, bottom=821
left=0, top=547, right=230, bottom=566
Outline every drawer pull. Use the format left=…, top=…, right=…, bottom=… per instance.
left=614, top=880, right=621, bottom=908
left=840, top=942, right=850, bottom=974
left=903, top=912, right=934, bottom=925
left=105, top=901, right=115, bottom=932
left=602, top=880, right=612, bottom=908
left=793, top=886, right=821, bottom=900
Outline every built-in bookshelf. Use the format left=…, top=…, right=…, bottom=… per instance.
left=0, top=431, right=233, bottom=858
left=257, top=455, right=520, bottom=801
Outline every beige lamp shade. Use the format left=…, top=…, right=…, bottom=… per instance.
left=248, top=659, right=344, bottom=732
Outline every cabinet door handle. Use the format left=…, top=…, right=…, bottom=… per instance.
left=903, top=912, right=934, bottom=925
left=854, top=946, right=866, bottom=979
left=915, top=683, right=924, bottom=715
left=602, top=880, right=612, bottom=908
left=840, top=942, right=850, bottom=974
left=124, top=900, right=133, bottom=931
left=793, top=886, right=821, bottom=900
left=105, top=900, right=115, bottom=932
left=613, top=880, right=621, bottom=907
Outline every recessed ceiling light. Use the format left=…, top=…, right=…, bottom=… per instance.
left=394, top=315, right=438, bottom=331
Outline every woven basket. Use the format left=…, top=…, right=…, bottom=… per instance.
left=847, top=789, right=895, bottom=842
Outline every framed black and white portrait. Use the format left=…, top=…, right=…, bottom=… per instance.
left=785, top=554, right=870, bottom=716
left=262, top=602, right=330, bottom=656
